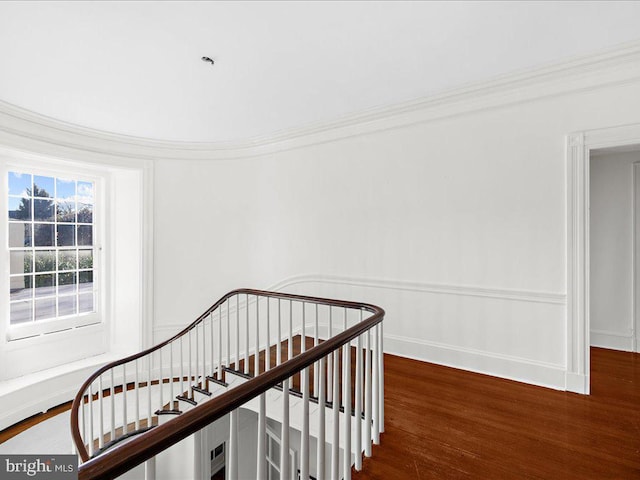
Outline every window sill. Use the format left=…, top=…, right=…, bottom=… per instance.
left=0, top=351, right=119, bottom=431
left=6, top=314, right=101, bottom=342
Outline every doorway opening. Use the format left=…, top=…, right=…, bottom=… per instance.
left=589, top=148, right=640, bottom=352
left=566, top=124, right=640, bottom=394
left=211, top=442, right=225, bottom=480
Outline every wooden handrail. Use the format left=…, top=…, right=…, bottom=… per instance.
left=71, top=289, right=384, bottom=480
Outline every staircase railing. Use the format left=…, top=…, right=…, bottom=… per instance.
left=70, top=288, right=385, bottom=480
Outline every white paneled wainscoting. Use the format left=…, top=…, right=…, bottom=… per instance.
left=155, top=274, right=568, bottom=392
left=275, top=275, right=568, bottom=390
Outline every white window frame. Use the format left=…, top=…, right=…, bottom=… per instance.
left=2, top=157, right=106, bottom=342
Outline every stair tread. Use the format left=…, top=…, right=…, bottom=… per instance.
left=192, top=386, right=212, bottom=396
left=176, top=395, right=197, bottom=406
left=155, top=409, right=182, bottom=416
left=206, top=375, right=229, bottom=388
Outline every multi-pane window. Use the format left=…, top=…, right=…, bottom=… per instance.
left=8, top=171, right=96, bottom=325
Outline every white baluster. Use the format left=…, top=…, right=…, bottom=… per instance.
left=147, top=356, right=152, bottom=423
left=245, top=294, right=250, bottom=375
left=81, top=392, right=86, bottom=455
left=122, top=363, right=128, bottom=435
left=364, top=329, right=372, bottom=457
left=354, top=332, right=363, bottom=471
left=145, top=457, right=156, bottom=480
left=180, top=336, right=184, bottom=398
left=328, top=307, right=333, bottom=400
left=277, top=299, right=282, bottom=366
left=111, top=368, right=117, bottom=439
left=204, top=318, right=208, bottom=387
left=236, top=295, right=240, bottom=371
left=288, top=299, right=293, bottom=362
left=379, top=320, right=385, bottom=433
left=343, top=307, right=348, bottom=332
left=255, top=296, right=260, bottom=377
left=280, top=378, right=290, bottom=480
left=226, top=299, right=231, bottom=368
left=331, top=349, right=340, bottom=480
left=343, top=342, right=352, bottom=480
left=88, top=384, right=94, bottom=456
left=257, top=393, right=266, bottom=479
left=266, top=297, right=271, bottom=371
left=195, top=325, right=200, bottom=390
left=209, top=312, right=214, bottom=378
left=188, top=330, right=193, bottom=394
left=218, top=307, right=222, bottom=378
left=169, top=344, right=174, bottom=410
left=98, top=375, right=104, bottom=449
left=229, top=410, right=239, bottom=479
left=314, top=304, right=319, bottom=396
left=135, top=360, right=140, bottom=430
left=317, top=355, right=326, bottom=480
left=373, top=324, right=380, bottom=445
left=158, top=349, right=163, bottom=409
left=302, top=302, right=306, bottom=354
left=301, top=366, right=310, bottom=480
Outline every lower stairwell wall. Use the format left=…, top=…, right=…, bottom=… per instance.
left=266, top=418, right=345, bottom=480
left=117, top=410, right=259, bottom=480
left=115, top=407, right=346, bottom=480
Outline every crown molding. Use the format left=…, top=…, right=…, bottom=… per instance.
left=2, top=40, right=640, bottom=161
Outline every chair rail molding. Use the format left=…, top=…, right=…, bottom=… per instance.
left=268, top=273, right=566, bottom=305
left=566, top=122, right=640, bottom=394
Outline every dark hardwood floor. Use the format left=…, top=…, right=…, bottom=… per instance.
left=353, top=347, right=640, bottom=479
left=0, top=401, right=71, bottom=444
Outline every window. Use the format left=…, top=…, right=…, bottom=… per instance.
left=0, top=149, right=148, bottom=381
left=7, top=170, right=99, bottom=338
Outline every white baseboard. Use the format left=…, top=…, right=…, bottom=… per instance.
left=590, top=330, right=634, bottom=352
left=565, top=372, right=589, bottom=394
left=384, top=333, right=566, bottom=391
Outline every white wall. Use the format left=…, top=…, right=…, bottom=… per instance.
left=153, top=78, right=640, bottom=390
left=590, top=151, right=640, bottom=351
left=110, top=167, right=144, bottom=357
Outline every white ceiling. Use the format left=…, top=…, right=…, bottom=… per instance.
left=1, top=1, right=640, bottom=144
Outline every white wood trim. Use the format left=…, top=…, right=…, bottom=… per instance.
left=566, top=123, right=640, bottom=394
left=268, top=273, right=566, bottom=305
left=141, top=160, right=155, bottom=351
left=384, top=332, right=566, bottom=391
left=1, top=40, right=640, bottom=161
left=635, top=163, right=640, bottom=353
left=566, top=132, right=589, bottom=394
left=590, top=329, right=635, bottom=352
left=565, top=373, right=588, bottom=394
